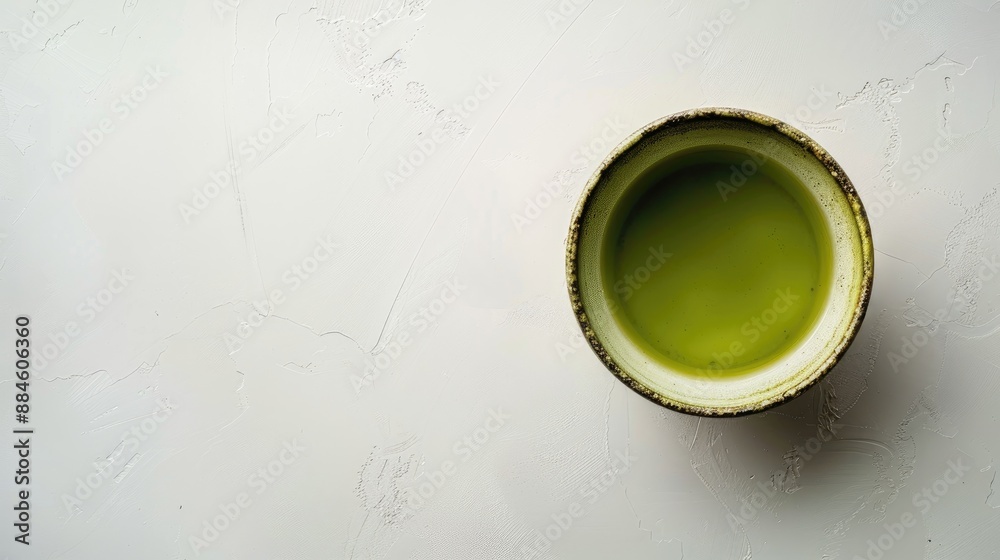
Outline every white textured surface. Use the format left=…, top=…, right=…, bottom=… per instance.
left=1, top=1, right=999, bottom=558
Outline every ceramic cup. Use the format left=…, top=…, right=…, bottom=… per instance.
left=566, top=107, right=874, bottom=416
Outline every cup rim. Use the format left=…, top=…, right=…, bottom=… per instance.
left=565, top=107, right=874, bottom=417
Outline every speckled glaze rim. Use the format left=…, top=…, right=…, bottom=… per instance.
left=565, top=107, right=874, bottom=417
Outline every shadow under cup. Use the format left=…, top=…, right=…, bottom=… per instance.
left=567, top=109, right=873, bottom=416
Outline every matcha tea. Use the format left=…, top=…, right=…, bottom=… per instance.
left=602, top=148, right=832, bottom=377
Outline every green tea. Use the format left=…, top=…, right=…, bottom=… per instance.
left=602, top=147, right=832, bottom=377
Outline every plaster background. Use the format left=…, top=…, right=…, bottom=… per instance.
left=1, top=0, right=999, bottom=558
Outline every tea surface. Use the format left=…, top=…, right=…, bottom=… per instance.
left=603, top=148, right=831, bottom=376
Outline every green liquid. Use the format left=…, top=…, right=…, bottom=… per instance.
left=602, top=148, right=832, bottom=376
